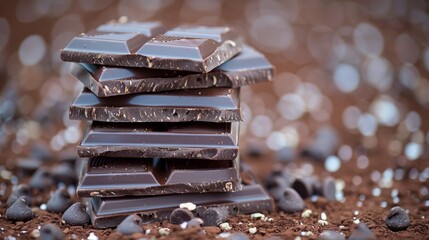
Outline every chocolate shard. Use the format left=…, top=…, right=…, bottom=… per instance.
left=87, top=183, right=274, bottom=228
left=78, top=121, right=239, bottom=160
left=72, top=46, right=274, bottom=97
left=77, top=157, right=241, bottom=197
left=69, top=88, right=241, bottom=122
left=97, top=21, right=166, bottom=36
left=61, top=24, right=242, bottom=73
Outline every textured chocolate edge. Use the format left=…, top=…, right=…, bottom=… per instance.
left=69, top=106, right=242, bottom=122
left=71, top=62, right=273, bottom=97
left=87, top=184, right=274, bottom=228
left=77, top=157, right=241, bottom=197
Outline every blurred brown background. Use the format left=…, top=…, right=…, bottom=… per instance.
left=1, top=0, right=429, bottom=176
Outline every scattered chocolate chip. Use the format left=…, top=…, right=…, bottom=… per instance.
left=62, top=202, right=90, bottom=226
left=29, top=167, right=54, bottom=190
left=16, top=158, right=41, bottom=178
left=52, top=163, right=77, bottom=185
left=116, top=215, right=143, bottom=235
left=276, top=146, right=296, bottom=162
left=277, top=188, right=305, bottom=213
left=187, top=217, right=204, bottom=228
left=31, top=143, right=53, bottom=162
left=227, top=232, right=249, bottom=240
left=318, top=230, right=345, bottom=240
left=266, top=175, right=288, bottom=200
left=7, top=184, right=31, bottom=206
left=6, top=196, right=34, bottom=222
left=40, top=223, right=64, bottom=240
left=292, top=177, right=314, bottom=199
left=170, top=208, right=194, bottom=224
left=349, top=223, right=376, bottom=240
left=321, top=176, right=336, bottom=201
left=46, top=187, right=72, bottom=213
left=385, top=206, right=410, bottom=231
left=202, top=207, right=228, bottom=226
left=245, top=141, right=266, bottom=157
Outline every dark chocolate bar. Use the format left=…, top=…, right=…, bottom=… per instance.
left=72, top=46, right=274, bottom=97
left=61, top=24, right=243, bottom=73
left=77, top=157, right=241, bottom=197
left=96, top=21, right=167, bottom=36
left=69, top=88, right=241, bottom=122
left=78, top=121, right=239, bottom=160
left=88, top=183, right=273, bottom=228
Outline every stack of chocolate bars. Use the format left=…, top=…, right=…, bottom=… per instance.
left=61, top=20, right=275, bottom=228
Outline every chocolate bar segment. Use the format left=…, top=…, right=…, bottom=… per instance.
left=97, top=21, right=166, bottom=36
left=61, top=25, right=243, bottom=73
left=72, top=46, right=274, bottom=97
left=78, top=121, right=239, bottom=160
left=69, top=88, right=241, bottom=122
left=77, top=157, right=241, bottom=197
left=88, top=183, right=273, bottom=228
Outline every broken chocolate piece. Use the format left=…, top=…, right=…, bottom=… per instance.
left=69, top=88, right=241, bottom=122
left=78, top=121, right=239, bottom=160
left=72, top=46, right=273, bottom=96
left=77, top=157, right=241, bottom=197
left=61, top=25, right=243, bottom=73
left=87, top=183, right=273, bottom=228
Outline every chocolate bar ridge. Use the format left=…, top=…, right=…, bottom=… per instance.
left=78, top=122, right=239, bottom=160
left=61, top=25, right=243, bottom=73
left=77, top=157, right=241, bottom=197
left=72, top=46, right=274, bottom=97
left=69, top=88, right=241, bottom=122
left=88, top=183, right=273, bottom=228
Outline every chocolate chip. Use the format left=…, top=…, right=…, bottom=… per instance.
left=7, top=184, right=31, bottom=206
left=16, top=158, right=41, bottom=178
left=349, top=223, right=376, bottom=240
left=276, top=146, right=296, bottom=162
left=385, top=206, right=410, bottom=231
left=116, top=215, right=143, bottom=235
left=40, top=223, right=64, bottom=240
left=201, top=207, right=228, bottom=226
left=62, top=202, right=90, bottom=226
left=46, top=187, right=72, bottom=213
left=277, top=188, right=305, bottom=213
left=318, top=230, right=345, bottom=240
left=266, top=175, right=288, bottom=200
left=227, top=232, right=249, bottom=240
left=52, top=163, right=77, bottom=185
left=29, top=167, right=54, bottom=190
left=187, top=217, right=204, bottom=228
left=6, top=196, right=34, bottom=222
left=321, top=176, right=336, bottom=201
left=170, top=208, right=194, bottom=224
left=292, top=177, right=314, bottom=199
left=31, top=143, right=53, bottom=162
left=245, top=142, right=266, bottom=157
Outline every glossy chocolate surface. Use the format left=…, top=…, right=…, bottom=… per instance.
left=77, top=157, right=241, bottom=197
left=78, top=121, right=239, bottom=160
left=61, top=23, right=243, bottom=73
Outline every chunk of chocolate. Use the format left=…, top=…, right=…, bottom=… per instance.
left=78, top=121, right=239, bottom=160
left=61, top=24, right=243, bottom=73
left=77, top=157, right=241, bottom=197
left=169, top=208, right=195, bottom=224
left=97, top=21, right=166, bottom=36
left=72, top=46, right=273, bottom=97
left=87, top=183, right=274, bottom=228
left=69, top=88, right=241, bottom=122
